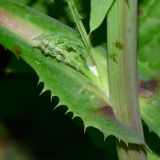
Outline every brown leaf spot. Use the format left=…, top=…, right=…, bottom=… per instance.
left=109, top=53, right=117, bottom=63
left=12, top=46, right=22, bottom=58
left=115, top=41, right=124, bottom=50
left=138, top=9, right=143, bottom=16
left=138, top=79, right=158, bottom=98
left=101, top=105, right=116, bottom=120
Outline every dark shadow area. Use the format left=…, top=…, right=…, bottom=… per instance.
left=0, top=46, right=11, bottom=76
left=143, top=120, right=160, bottom=155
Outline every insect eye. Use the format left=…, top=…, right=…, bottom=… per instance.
left=66, top=47, right=76, bottom=52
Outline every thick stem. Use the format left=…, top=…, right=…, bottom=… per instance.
left=107, top=0, right=147, bottom=159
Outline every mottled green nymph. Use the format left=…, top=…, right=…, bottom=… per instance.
left=34, top=32, right=89, bottom=72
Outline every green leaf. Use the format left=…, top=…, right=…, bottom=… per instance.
left=89, top=0, right=115, bottom=33
left=0, top=0, right=145, bottom=145
left=138, top=0, right=160, bottom=69
left=138, top=0, right=160, bottom=137
left=148, top=151, right=160, bottom=160
left=10, top=0, right=53, bottom=13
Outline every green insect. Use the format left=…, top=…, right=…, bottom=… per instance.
left=34, top=32, right=88, bottom=71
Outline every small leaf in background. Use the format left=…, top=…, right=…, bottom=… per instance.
left=89, top=0, right=115, bottom=33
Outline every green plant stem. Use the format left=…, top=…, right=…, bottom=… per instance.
left=66, top=0, right=109, bottom=95
left=66, top=0, right=93, bottom=61
left=107, top=0, right=146, bottom=159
